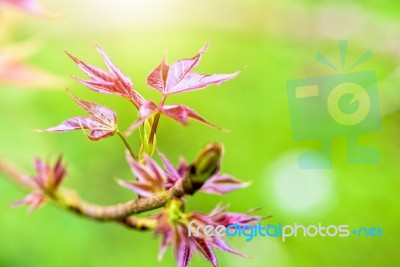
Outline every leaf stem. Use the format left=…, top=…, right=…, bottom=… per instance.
left=148, top=95, right=167, bottom=144
left=117, top=130, right=137, bottom=160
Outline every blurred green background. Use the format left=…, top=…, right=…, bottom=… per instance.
left=1, top=0, right=400, bottom=266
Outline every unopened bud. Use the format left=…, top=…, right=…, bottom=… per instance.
left=187, top=143, right=223, bottom=191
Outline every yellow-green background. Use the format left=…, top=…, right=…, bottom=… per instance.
left=1, top=0, right=399, bottom=266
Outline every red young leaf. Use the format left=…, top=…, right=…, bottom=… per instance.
left=125, top=101, right=221, bottom=135
left=208, top=205, right=263, bottom=228
left=12, top=156, right=67, bottom=212
left=158, top=151, right=182, bottom=188
left=157, top=224, right=172, bottom=261
left=38, top=90, right=117, bottom=141
left=11, top=192, right=46, bottom=212
left=174, top=227, right=194, bottom=267
left=118, top=153, right=167, bottom=197
left=167, top=72, right=240, bottom=94
left=147, top=44, right=239, bottom=96
left=192, top=237, right=218, bottom=267
left=161, top=105, right=221, bottom=128
left=147, top=56, right=169, bottom=93
left=201, top=174, right=251, bottom=195
left=210, top=235, right=248, bottom=258
left=67, top=46, right=144, bottom=109
left=153, top=202, right=254, bottom=267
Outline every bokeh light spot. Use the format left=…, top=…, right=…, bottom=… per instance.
left=265, top=151, right=336, bottom=216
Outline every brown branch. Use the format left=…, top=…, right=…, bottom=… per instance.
left=0, top=158, right=194, bottom=222
left=64, top=178, right=192, bottom=221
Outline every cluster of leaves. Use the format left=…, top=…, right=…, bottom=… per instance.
left=12, top=156, right=66, bottom=212
left=14, top=44, right=262, bottom=267
left=40, top=44, right=238, bottom=143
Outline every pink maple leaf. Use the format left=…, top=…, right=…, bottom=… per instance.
left=12, top=155, right=66, bottom=212
left=117, top=152, right=167, bottom=198
left=125, top=100, right=221, bottom=135
left=38, top=89, right=118, bottom=141
left=147, top=44, right=240, bottom=96
left=153, top=202, right=259, bottom=267
left=66, top=45, right=144, bottom=109
left=119, top=148, right=249, bottom=196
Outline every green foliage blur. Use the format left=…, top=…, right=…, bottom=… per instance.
left=1, top=0, right=399, bottom=266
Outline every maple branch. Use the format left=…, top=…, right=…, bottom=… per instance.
left=0, top=159, right=194, bottom=222
left=0, top=142, right=222, bottom=224
left=63, top=178, right=192, bottom=220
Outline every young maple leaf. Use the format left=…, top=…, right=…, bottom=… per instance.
left=66, top=45, right=144, bottom=109
left=125, top=100, right=221, bottom=135
left=38, top=89, right=118, bottom=141
left=119, top=145, right=249, bottom=197
left=126, top=44, right=239, bottom=134
left=117, top=151, right=167, bottom=197
left=200, top=174, right=251, bottom=195
left=12, top=155, right=66, bottom=212
left=207, top=204, right=264, bottom=227
left=153, top=201, right=256, bottom=267
left=147, top=44, right=240, bottom=96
